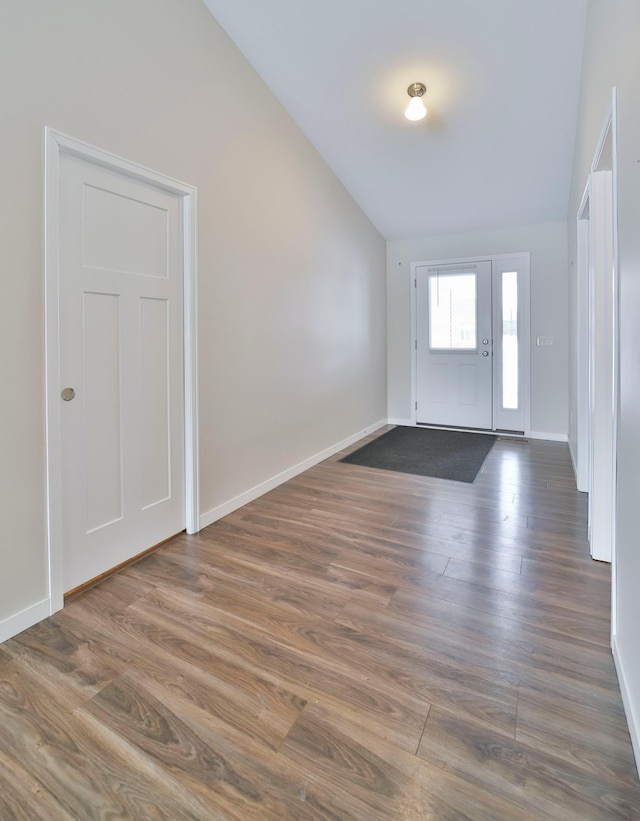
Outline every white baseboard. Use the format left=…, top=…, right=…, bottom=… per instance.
left=199, top=419, right=388, bottom=530
left=0, top=597, right=51, bottom=644
left=387, top=417, right=413, bottom=427
left=613, top=636, right=640, bottom=779
left=568, top=439, right=578, bottom=479
left=530, top=431, right=569, bottom=443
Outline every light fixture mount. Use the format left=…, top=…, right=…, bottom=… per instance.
left=407, top=82, right=426, bottom=98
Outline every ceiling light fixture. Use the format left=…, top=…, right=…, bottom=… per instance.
left=405, top=82, right=427, bottom=121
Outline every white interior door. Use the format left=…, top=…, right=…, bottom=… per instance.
left=416, top=261, right=493, bottom=429
left=59, top=152, right=185, bottom=593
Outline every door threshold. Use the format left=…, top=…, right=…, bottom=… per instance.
left=415, top=422, right=527, bottom=439
left=416, top=422, right=495, bottom=436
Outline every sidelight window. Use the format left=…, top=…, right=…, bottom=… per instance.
left=502, top=271, right=518, bottom=410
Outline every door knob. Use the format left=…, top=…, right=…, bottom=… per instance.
left=482, top=351, right=489, bottom=357
left=61, top=387, right=76, bottom=401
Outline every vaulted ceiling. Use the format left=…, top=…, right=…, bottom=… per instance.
left=202, top=0, right=588, bottom=240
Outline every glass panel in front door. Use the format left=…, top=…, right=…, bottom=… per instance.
left=428, top=273, right=477, bottom=350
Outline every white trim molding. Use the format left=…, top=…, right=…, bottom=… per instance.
left=613, top=637, right=640, bottom=779
left=584, top=90, right=618, bottom=574
left=0, top=598, right=51, bottom=645
left=575, top=179, right=591, bottom=493
left=200, top=419, right=388, bottom=530
left=44, top=128, right=199, bottom=618
left=568, top=438, right=578, bottom=483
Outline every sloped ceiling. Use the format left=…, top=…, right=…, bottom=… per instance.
left=202, top=0, right=588, bottom=240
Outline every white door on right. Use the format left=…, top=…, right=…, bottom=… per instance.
left=416, top=261, right=493, bottom=429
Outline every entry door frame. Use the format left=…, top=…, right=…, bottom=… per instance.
left=44, top=128, right=200, bottom=614
left=410, top=252, right=531, bottom=436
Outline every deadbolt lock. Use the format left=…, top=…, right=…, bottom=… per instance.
left=61, top=387, right=76, bottom=401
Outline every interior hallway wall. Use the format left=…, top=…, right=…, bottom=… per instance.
left=387, top=221, right=569, bottom=438
left=0, top=0, right=386, bottom=634
left=567, top=0, right=640, bottom=770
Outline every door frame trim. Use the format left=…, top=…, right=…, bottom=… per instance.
left=410, top=252, right=531, bottom=436
left=576, top=180, right=591, bottom=494
left=581, top=89, right=618, bottom=613
left=44, top=127, right=200, bottom=614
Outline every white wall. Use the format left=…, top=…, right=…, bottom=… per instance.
left=0, top=0, right=386, bottom=634
left=387, top=222, right=569, bottom=437
left=567, top=0, right=640, bottom=771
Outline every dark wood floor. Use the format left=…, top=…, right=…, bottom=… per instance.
left=2, top=431, right=639, bottom=819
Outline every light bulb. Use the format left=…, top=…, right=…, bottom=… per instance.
left=405, top=96, right=427, bottom=121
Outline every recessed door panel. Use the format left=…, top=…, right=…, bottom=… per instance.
left=140, top=297, right=171, bottom=510
left=458, top=363, right=479, bottom=407
left=428, top=363, right=448, bottom=404
left=83, top=183, right=169, bottom=277
left=83, top=292, right=123, bottom=532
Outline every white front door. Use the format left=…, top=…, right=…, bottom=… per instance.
left=416, top=261, right=493, bottom=429
left=59, top=152, right=185, bottom=593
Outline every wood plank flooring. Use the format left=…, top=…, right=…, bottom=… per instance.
left=2, top=430, right=639, bottom=819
